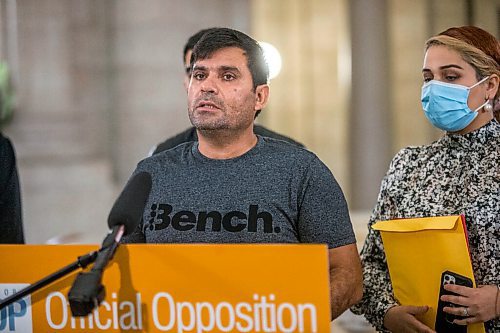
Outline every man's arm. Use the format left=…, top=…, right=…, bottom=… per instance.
left=329, top=244, right=363, bottom=320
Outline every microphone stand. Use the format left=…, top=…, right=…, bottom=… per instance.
left=0, top=225, right=124, bottom=312
left=0, top=250, right=98, bottom=310
left=67, top=225, right=125, bottom=316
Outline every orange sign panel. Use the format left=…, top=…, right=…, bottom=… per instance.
left=0, top=244, right=330, bottom=332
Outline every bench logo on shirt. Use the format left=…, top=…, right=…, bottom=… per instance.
left=144, top=204, right=281, bottom=233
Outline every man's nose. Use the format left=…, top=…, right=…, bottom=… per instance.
left=200, top=75, right=219, bottom=94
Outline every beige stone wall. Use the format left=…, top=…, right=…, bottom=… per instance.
left=251, top=0, right=351, bottom=195
left=388, top=1, right=430, bottom=150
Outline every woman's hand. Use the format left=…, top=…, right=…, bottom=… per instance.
left=441, top=284, right=498, bottom=325
left=383, top=305, right=436, bottom=333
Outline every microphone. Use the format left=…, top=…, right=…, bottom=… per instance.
left=107, top=171, right=153, bottom=235
left=68, top=172, right=152, bottom=316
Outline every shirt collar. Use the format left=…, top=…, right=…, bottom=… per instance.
left=441, top=120, right=499, bottom=149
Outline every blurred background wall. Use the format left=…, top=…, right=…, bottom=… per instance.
left=0, top=0, right=499, bottom=245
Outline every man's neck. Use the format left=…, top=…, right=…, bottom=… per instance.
left=197, top=127, right=258, bottom=159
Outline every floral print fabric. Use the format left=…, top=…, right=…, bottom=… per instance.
left=351, top=121, right=500, bottom=332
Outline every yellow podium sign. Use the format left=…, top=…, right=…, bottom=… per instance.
left=0, top=244, right=330, bottom=332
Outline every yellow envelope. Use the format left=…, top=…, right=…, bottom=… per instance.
left=372, top=215, right=485, bottom=333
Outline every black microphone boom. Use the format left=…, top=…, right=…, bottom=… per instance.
left=66, top=226, right=123, bottom=316
left=108, top=171, right=153, bottom=235
left=68, top=171, right=152, bottom=316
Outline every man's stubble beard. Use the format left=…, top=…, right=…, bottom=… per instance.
left=189, top=107, right=231, bottom=131
left=188, top=92, right=257, bottom=132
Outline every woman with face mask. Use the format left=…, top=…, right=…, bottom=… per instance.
left=351, top=26, right=499, bottom=333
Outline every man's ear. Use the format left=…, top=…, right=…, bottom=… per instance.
left=254, top=84, right=270, bottom=111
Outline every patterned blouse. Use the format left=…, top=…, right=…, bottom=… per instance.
left=351, top=120, right=500, bottom=332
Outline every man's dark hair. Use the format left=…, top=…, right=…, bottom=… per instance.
left=190, top=28, right=269, bottom=90
left=182, top=28, right=217, bottom=66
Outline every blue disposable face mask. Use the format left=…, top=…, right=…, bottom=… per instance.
left=421, top=76, right=489, bottom=132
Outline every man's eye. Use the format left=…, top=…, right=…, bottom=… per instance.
left=193, top=73, right=205, bottom=80
left=222, top=73, right=235, bottom=81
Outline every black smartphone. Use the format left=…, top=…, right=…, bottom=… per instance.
left=435, top=270, right=473, bottom=333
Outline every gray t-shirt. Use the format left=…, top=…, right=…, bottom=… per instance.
left=123, top=136, right=355, bottom=248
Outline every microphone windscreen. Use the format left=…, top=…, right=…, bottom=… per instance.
left=107, top=172, right=152, bottom=235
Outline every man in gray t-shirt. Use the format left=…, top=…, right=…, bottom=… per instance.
left=122, top=27, right=362, bottom=320
left=127, top=136, right=354, bottom=249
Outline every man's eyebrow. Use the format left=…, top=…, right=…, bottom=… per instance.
left=191, top=65, right=241, bottom=74
left=219, top=65, right=240, bottom=72
left=192, top=65, right=207, bottom=71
